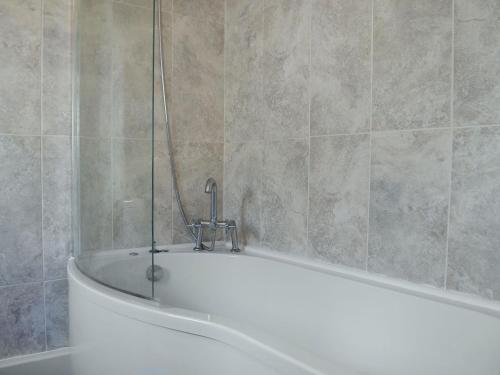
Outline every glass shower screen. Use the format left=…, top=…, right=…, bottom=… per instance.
left=72, top=0, right=157, bottom=299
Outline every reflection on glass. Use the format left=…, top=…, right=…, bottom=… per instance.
left=73, top=0, right=156, bottom=299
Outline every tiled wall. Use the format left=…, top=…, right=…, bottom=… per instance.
left=0, top=0, right=72, bottom=359
left=1, top=0, right=498, bottom=362
left=223, top=0, right=500, bottom=300
left=168, top=0, right=225, bottom=243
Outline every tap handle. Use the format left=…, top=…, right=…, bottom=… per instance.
left=227, top=220, right=241, bottom=252
left=193, top=219, right=204, bottom=251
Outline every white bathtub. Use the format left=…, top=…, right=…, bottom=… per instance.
left=0, top=348, right=72, bottom=375
left=69, top=244, right=500, bottom=375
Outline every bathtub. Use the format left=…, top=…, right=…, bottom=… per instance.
left=0, top=348, right=72, bottom=375
left=69, top=244, right=500, bottom=375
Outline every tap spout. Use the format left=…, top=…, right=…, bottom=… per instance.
left=205, top=178, right=217, bottom=224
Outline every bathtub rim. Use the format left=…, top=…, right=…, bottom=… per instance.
left=0, top=347, right=73, bottom=370
left=244, top=246, right=500, bottom=319
left=74, top=243, right=500, bottom=320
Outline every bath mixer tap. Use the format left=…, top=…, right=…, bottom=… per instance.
left=188, top=178, right=241, bottom=253
left=205, top=178, right=218, bottom=226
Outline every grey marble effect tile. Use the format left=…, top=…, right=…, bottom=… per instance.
left=368, top=130, right=451, bottom=286
left=42, top=0, right=72, bottom=136
left=44, top=279, right=68, bottom=350
left=0, top=136, right=42, bottom=285
left=448, top=127, right=500, bottom=299
left=78, top=0, right=113, bottom=138
left=158, top=0, right=173, bottom=10
left=172, top=142, right=224, bottom=244
left=0, top=283, right=45, bottom=359
left=263, top=0, right=310, bottom=140
left=112, top=139, right=153, bottom=249
left=154, top=141, right=173, bottom=247
left=117, top=0, right=155, bottom=8
left=308, top=135, right=370, bottom=269
left=261, top=140, right=309, bottom=255
left=225, top=0, right=265, bottom=143
left=172, top=14, right=224, bottom=144
left=0, top=0, right=41, bottom=135
left=454, top=0, right=500, bottom=127
left=112, top=2, right=154, bottom=139
left=80, top=137, right=112, bottom=252
left=173, top=0, right=224, bottom=25
left=310, top=0, right=371, bottom=136
left=43, top=136, right=72, bottom=280
left=372, top=0, right=452, bottom=131
left=224, top=142, right=263, bottom=247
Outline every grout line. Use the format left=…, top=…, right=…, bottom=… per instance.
left=368, top=123, right=500, bottom=135
left=444, top=0, right=455, bottom=290
left=41, top=136, right=46, bottom=280
left=112, top=0, right=153, bottom=10
left=4, top=122, right=500, bottom=140
left=222, top=0, right=226, bottom=227
left=78, top=135, right=203, bottom=142
left=305, top=0, right=312, bottom=251
left=110, top=138, right=115, bottom=250
left=366, top=134, right=373, bottom=273
left=151, top=0, right=157, bottom=284
left=43, top=134, right=70, bottom=138
left=43, top=277, right=69, bottom=284
left=0, top=133, right=41, bottom=137
left=264, top=136, right=310, bottom=143
left=365, top=0, right=375, bottom=272
left=40, top=0, right=48, bottom=352
left=223, top=139, right=271, bottom=145
left=0, top=133, right=69, bottom=138
left=310, top=132, right=371, bottom=138
left=110, top=4, right=115, bottom=251
left=371, top=126, right=454, bottom=135
left=0, top=280, right=47, bottom=290
left=259, top=0, right=265, bottom=250
left=0, top=133, right=241, bottom=140
left=221, top=121, right=500, bottom=145
left=170, top=2, right=175, bottom=244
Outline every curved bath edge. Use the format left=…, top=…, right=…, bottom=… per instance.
left=0, top=348, right=73, bottom=375
left=68, top=258, right=357, bottom=375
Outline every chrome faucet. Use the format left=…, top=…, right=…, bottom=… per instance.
left=189, top=178, right=241, bottom=253
left=205, top=178, right=217, bottom=225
